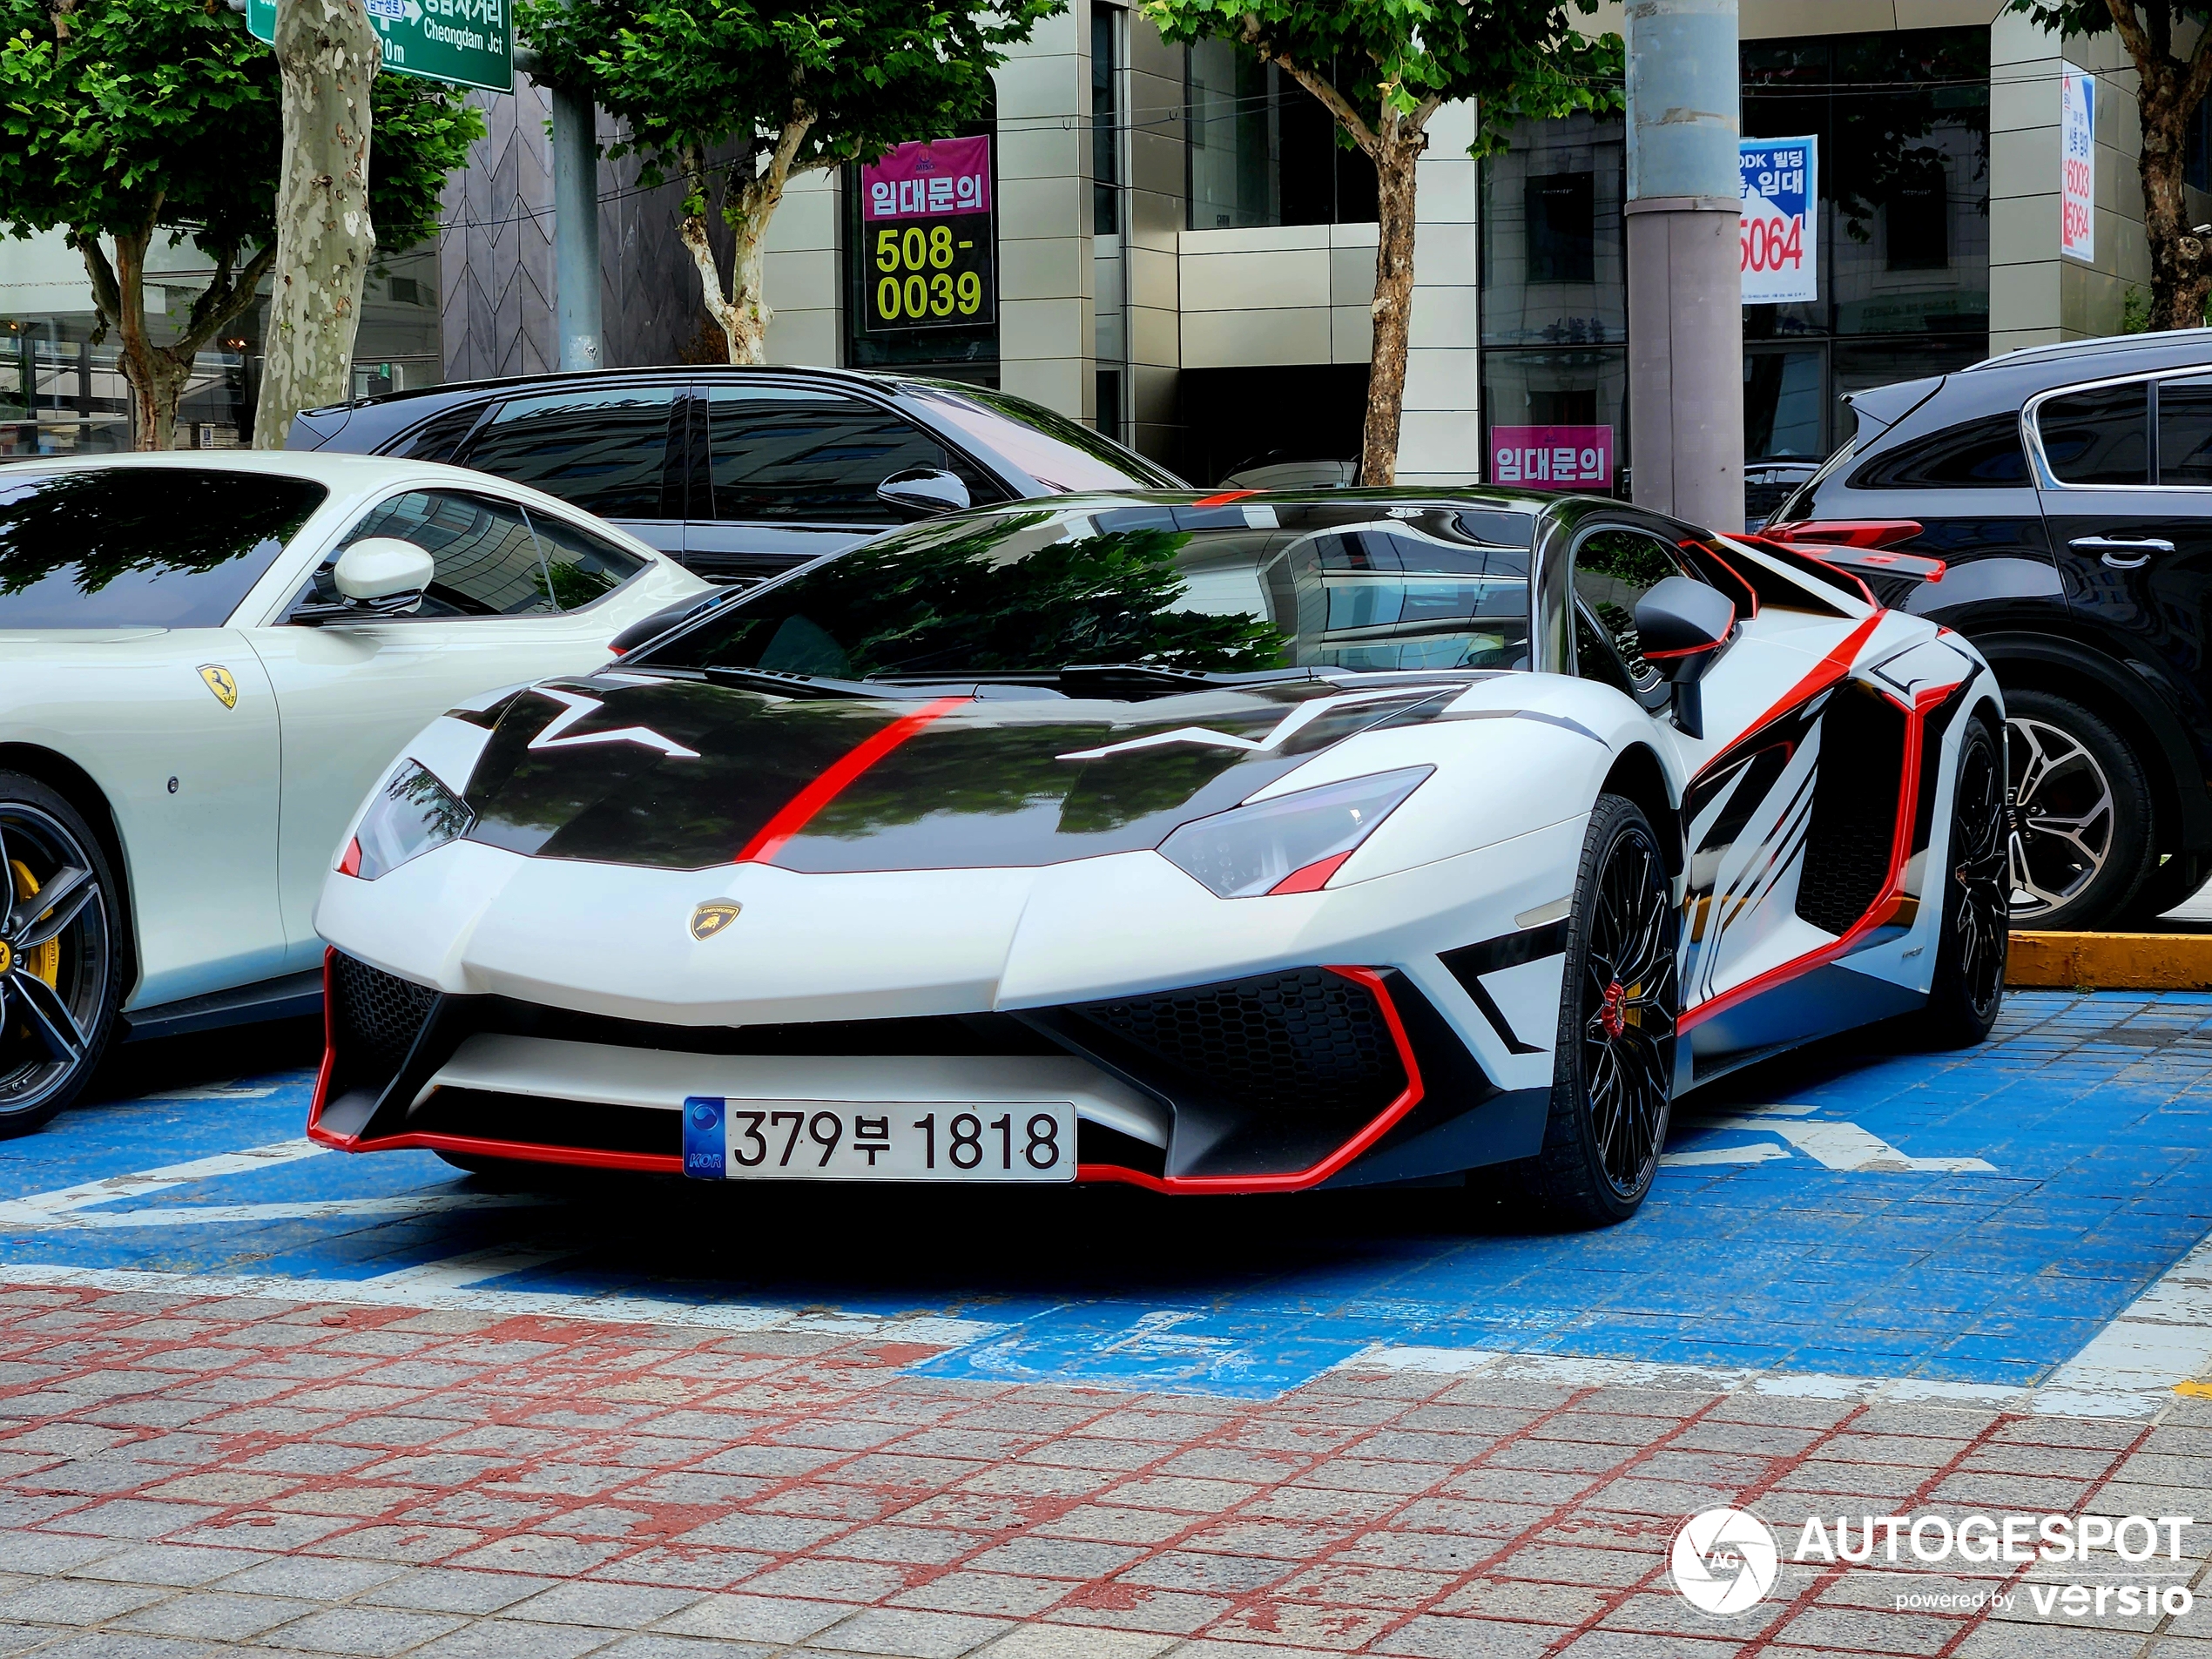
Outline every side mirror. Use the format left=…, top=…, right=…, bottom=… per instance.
left=1634, top=576, right=1737, bottom=740
left=293, top=537, right=436, bottom=625
left=876, top=468, right=970, bottom=519
left=335, top=537, right=435, bottom=604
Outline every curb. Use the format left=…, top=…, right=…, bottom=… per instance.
left=2006, top=930, right=2212, bottom=991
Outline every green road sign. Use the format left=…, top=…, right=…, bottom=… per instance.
left=246, top=0, right=512, bottom=94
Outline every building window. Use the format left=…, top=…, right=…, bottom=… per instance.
left=1185, top=40, right=1377, bottom=230
left=1526, top=172, right=1595, bottom=285
left=1093, top=7, right=1120, bottom=235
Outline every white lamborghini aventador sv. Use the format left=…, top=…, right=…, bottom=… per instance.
left=0, top=453, right=711, bottom=1134
left=310, top=489, right=2008, bottom=1224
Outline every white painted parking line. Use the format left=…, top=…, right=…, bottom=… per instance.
left=1672, top=1102, right=1997, bottom=1173
left=362, top=1237, right=583, bottom=1290
left=1659, top=1142, right=1791, bottom=1168
left=2036, top=1229, right=2212, bottom=1416
left=0, top=1139, right=330, bottom=1230
left=0, top=1260, right=1006, bottom=1346
left=21, top=1194, right=550, bottom=1231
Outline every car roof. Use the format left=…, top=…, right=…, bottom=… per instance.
left=1964, top=327, right=2212, bottom=376
left=299, top=361, right=946, bottom=421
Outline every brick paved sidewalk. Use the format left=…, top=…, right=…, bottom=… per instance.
left=0, top=1284, right=2201, bottom=1659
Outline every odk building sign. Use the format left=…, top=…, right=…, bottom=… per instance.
left=860, top=138, right=997, bottom=340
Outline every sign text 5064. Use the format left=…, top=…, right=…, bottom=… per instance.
left=867, top=219, right=994, bottom=334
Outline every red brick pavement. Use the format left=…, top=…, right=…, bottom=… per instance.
left=0, top=1283, right=2200, bottom=1658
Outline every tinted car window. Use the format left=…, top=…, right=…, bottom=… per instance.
left=526, top=509, right=649, bottom=610
left=332, top=490, right=554, bottom=617
left=904, top=384, right=1184, bottom=491
left=639, top=503, right=1530, bottom=678
left=2039, top=382, right=2150, bottom=486
left=1573, top=528, right=1696, bottom=689
left=707, top=388, right=968, bottom=524
left=2159, top=375, right=2212, bottom=484
left=1845, top=414, right=2029, bottom=489
left=0, top=468, right=324, bottom=629
left=388, top=401, right=488, bottom=462
left=460, top=386, right=679, bottom=518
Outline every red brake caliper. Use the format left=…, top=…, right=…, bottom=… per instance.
left=1598, top=979, right=1627, bottom=1041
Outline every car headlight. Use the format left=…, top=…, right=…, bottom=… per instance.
left=338, top=761, right=475, bottom=880
left=1157, top=765, right=1433, bottom=898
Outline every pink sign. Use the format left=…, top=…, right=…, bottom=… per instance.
left=861, top=137, right=991, bottom=222
left=1490, top=424, right=1614, bottom=491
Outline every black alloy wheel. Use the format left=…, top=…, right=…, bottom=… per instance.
left=0, top=773, right=121, bottom=1136
left=1526, top=792, right=1679, bottom=1226
left=1912, top=718, right=2008, bottom=1049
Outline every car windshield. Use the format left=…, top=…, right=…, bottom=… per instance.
left=0, top=467, right=326, bottom=629
left=637, top=501, right=1534, bottom=683
left=902, top=383, right=1186, bottom=491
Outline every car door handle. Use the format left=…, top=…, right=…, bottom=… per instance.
left=2070, top=535, right=2175, bottom=570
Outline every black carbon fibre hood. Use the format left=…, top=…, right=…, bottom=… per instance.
left=458, top=672, right=1470, bottom=873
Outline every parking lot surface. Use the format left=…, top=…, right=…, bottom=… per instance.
left=0, top=989, right=2200, bottom=1656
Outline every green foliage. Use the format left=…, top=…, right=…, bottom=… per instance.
left=1138, top=0, right=1621, bottom=161
left=694, top=515, right=1288, bottom=678
left=2124, top=286, right=2152, bottom=333
left=2002, top=0, right=2210, bottom=38
left=517, top=0, right=1060, bottom=222
left=0, top=0, right=479, bottom=266
left=0, top=468, right=320, bottom=599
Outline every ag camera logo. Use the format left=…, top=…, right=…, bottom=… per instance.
left=1673, top=1507, right=1780, bottom=1615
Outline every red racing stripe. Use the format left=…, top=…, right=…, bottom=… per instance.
left=1190, top=489, right=1258, bottom=506
left=1694, top=611, right=1884, bottom=783
left=735, top=695, right=968, bottom=865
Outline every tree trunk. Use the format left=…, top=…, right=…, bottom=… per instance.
left=677, top=118, right=813, bottom=368
left=1362, top=136, right=1421, bottom=487
left=2140, top=85, right=2210, bottom=329
left=252, top=0, right=379, bottom=449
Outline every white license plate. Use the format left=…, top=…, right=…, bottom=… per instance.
left=683, top=1098, right=1076, bottom=1183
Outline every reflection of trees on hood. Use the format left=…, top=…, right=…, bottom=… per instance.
left=766, top=519, right=1288, bottom=676
left=0, top=471, right=322, bottom=597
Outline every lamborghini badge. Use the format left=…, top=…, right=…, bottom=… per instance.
left=198, top=665, right=239, bottom=710
left=690, top=900, right=742, bottom=941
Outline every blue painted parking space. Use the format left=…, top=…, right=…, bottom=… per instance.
left=0, top=990, right=2207, bottom=1399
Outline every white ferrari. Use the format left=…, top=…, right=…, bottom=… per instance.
left=0, top=452, right=711, bottom=1132
left=309, top=489, right=2008, bottom=1224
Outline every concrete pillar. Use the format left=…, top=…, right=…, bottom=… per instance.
left=1624, top=0, right=1743, bottom=530
left=992, top=5, right=1096, bottom=421
left=550, top=80, right=603, bottom=373
left=1396, top=99, right=1481, bottom=485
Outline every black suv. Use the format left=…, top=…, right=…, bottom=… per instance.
left=1768, top=328, right=2212, bottom=928
left=287, top=366, right=1186, bottom=586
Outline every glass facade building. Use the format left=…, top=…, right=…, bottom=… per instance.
left=1478, top=26, right=1992, bottom=499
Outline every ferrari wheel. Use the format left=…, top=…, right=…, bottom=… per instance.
left=0, top=773, right=121, bottom=1138
left=1911, top=718, right=2007, bottom=1049
left=1527, top=792, right=1678, bottom=1226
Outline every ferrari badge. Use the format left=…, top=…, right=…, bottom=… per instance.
left=198, top=665, right=239, bottom=710
left=690, top=900, right=742, bottom=941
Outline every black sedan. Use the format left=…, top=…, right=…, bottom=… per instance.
left=1765, top=328, right=2212, bottom=929
left=287, top=366, right=1187, bottom=586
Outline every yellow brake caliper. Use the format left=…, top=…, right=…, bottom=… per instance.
left=8, top=860, right=59, bottom=988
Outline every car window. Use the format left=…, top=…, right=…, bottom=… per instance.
left=0, top=467, right=325, bottom=629
left=639, top=502, right=1529, bottom=678
left=904, top=383, right=1183, bottom=491
left=707, top=387, right=981, bottom=524
left=525, top=508, right=650, bottom=610
left=327, top=490, right=555, bottom=617
left=2038, top=381, right=2149, bottom=486
left=2158, top=375, right=2212, bottom=485
left=458, top=386, right=680, bottom=519
left=1573, top=528, right=1696, bottom=690
left=1574, top=604, right=1639, bottom=697
left=1844, top=415, right=2028, bottom=489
